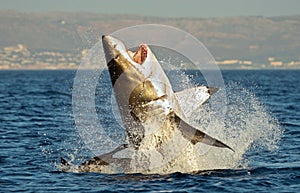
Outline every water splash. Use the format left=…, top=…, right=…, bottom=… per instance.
left=116, top=77, right=281, bottom=174
left=184, top=81, right=283, bottom=171
left=122, top=72, right=282, bottom=173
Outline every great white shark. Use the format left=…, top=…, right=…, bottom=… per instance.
left=61, top=35, right=233, bottom=173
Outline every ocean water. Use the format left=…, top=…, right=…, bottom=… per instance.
left=1, top=69, right=299, bottom=192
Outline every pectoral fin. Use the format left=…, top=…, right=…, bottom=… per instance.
left=175, top=86, right=218, bottom=105
left=175, top=86, right=218, bottom=117
left=174, top=114, right=234, bottom=152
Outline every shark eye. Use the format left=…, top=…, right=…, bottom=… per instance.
left=113, top=44, right=117, bottom=48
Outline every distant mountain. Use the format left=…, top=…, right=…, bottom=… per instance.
left=0, top=10, right=299, bottom=63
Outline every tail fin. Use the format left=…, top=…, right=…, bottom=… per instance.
left=61, top=157, right=70, bottom=166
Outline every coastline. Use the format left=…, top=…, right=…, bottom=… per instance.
left=1, top=65, right=299, bottom=71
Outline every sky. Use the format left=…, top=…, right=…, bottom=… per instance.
left=0, top=0, right=299, bottom=18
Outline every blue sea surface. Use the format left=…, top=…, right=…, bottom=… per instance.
left=1, top=70, right=299, bottom=192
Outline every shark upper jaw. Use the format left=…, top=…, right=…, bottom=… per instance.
left=102, top=35, right=160, bottom=89
left=102, top=35, right=150, bottom=75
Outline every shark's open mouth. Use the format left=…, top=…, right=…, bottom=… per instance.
left=128, top=44, right=148, bottom=64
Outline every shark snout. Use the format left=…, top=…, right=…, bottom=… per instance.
left=102, top=35, right=120, bottom=63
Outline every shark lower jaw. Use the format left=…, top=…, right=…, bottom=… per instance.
left=128, top=44, right=148, bottom=64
